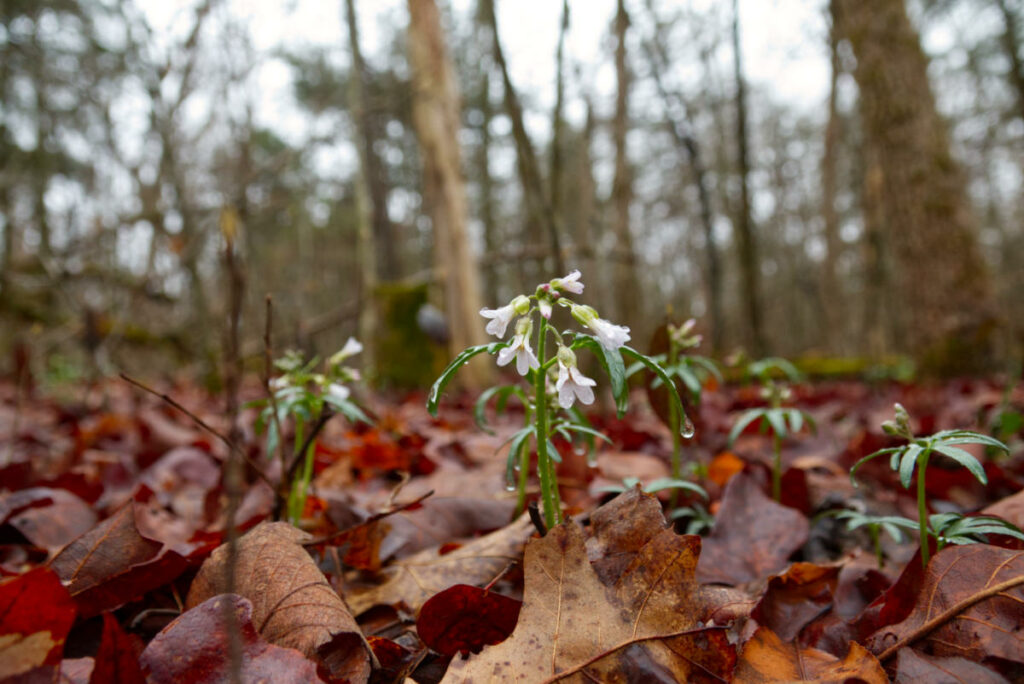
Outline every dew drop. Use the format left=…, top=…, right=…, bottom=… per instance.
left=681, top=418, right=696, bottom=439
left=505, top=482, right=518, bottom=492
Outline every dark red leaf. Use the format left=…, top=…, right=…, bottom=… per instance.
left=0, top=567, right=77, bottom=679
left=88, top=613, right=145, bottom=684
left=416, top=584, right=521, bottom=656
left=139, top=594, right=324, bottom=684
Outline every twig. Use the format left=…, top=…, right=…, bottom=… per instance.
left=876, top=573, right=1024, bottom=662
left=119, top=373, right=273, bottom=489
left=528, top=501, right=548, bottom=537
left=282, top=406, right=335, bottom=487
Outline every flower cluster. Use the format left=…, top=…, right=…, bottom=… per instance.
left=478, top=270, right=631, bottom=408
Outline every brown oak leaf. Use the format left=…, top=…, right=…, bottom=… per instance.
left=733, top=626, right=887, bottom=683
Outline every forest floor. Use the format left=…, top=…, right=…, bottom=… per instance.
left=2, top=373, right=1023, bottom=682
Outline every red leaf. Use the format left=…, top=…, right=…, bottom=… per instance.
left=47, top=503, right=189, bottom=618
left=139, top=594, right=325, bottom=684
left=416, top=584, right=521, bottom=656
left=88, top=613, right=145, bottom=684
left=0, top=567, right=77, bottom=679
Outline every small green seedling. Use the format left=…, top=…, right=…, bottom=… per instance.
left=927, top=512, right=1024, bottom=550
left=850, top=403, right=1010, bottom=567
left=824, top=509, right=914, bottom=568
left=627, top=318, right=719, bottom=505
left=596, top=476, right=708, bottom=499
left=728, top=358, right=814, bottom=501
left=670, top=502, right=716, bottom=535
left=251, top=338, right=370, bottom=525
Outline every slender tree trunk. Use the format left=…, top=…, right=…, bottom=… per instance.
left=731, top=0, right=765, bottom=356
left=835, top=0, right=998, bottom=374
left=407, top=0, right=492, bottom=388
left=995, top=0, right=1024, bottom=122
left=549, top=0, right=569, bottom=258
left=820, top=0, right=844, bottom=354
left=611, top=0, right=639, bottom=325
left=345, top=0, right=401, bottom=282
left=475, top=62, right=499, bottom=305
left=642, top=0, right=722, bottom=352
left=480, top=0, right=565, bottom=278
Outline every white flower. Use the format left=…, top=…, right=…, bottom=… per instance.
left=480, top=295, right=530, bottom=338
left=538, top=298, right=553, bottom=319
left=555, top=347, right=596, bottom=408
left=329, top=337, right=363, bottom=366
left=497, top=318, right=539, bottom=376
left=552, top=269, right=584, bottom=294
left=588, top=317, right=631, bottom=351
left=270, top=376, right=289, bottom=390
left=326, top=383, right=350, bottom=402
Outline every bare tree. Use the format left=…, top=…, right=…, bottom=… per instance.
left=611, top=0, right=639, bottom=325
left=406, top=0, right=492, bottom=388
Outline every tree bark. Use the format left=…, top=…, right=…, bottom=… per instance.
left=835, top=0, right=998, bottom=374
left=549, top=0, right=569, bottom=254
left=406, top=0, right=492, bottom=388
left=731, top=0, right=765, bottom=356
left=480, top=0, right=565, bottom=278
left=611, top=0, right=639, bottom=325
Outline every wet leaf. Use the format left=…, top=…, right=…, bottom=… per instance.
left=0, top=567, right=77, bottom=680
left=733, top=627, right=887, bottom=683
left=443, top=513, right=736, bottom=682
left=140, top=594, right=325, bottom=684
left=894, top=647, right=1010, bottom=683
left=865, top=545, right=1024, bottom=665
left=48, top=502, right=189, bottom=618
left=88, top=613, right=145, bottom=684
left=0, top=487, right=98, bottom=553
left=697, top=473, right=809, bottom=585
left=416, top=584, right=521, bottom=656
left=185, top=521, right=372, bottom=684
left=344, top=515, right=534, bottom=615
left=751, top=563, right=840, bottom=642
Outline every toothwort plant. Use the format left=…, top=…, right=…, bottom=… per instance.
left=428, top=270, right=694, bottom=529
left=252, top=338, right=370, bottom=525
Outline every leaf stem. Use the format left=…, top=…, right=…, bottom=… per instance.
left=534, top=317, right=560, bottom=528
left=917, top=448, right=931, bottom=567
left=771, top=432, right=782, bottom=502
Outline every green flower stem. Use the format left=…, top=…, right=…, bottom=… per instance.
left=917, top=449, right=931, bottom=567
left=516, top=430, right=530, bottom=517
left=534, top=317, right=561, bottom=528
left=771, top=433, right=782, bottom=502
left=668, top=342, right=681, bottom=510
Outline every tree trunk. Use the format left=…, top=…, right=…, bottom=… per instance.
left=835, top=0, right=998, bottom=374
left=995, top=0, right=1024, bottom=122
left=820, top=0, right=844, bottom=354
left=480, top=0, right=565, bottom=279
left=345, top=0, right=401, bottom=282
left=549, top=0, right=569, bottom=257
left=642, top=0, right=722, bottom=352
left=611, top=0, right=639, bottom=326
left=406, top=0, right=492, bottom=388
left=731, top=0, right=765, bottom=356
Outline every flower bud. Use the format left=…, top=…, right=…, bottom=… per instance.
left=511, top=294, right=530, bottom=315
left=570, top=304, right=598, bottom=327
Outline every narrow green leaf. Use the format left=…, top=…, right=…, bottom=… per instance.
left=473, top=385, right=523, bottom=434
left=427, top=341, right=509, bottom=416
left=765, top=408, right=788, bottom=439
left=573, top=334, right=627, bottom=417
left=787, top=409, right=804, bottom=435
left=505, top=426, right=535, bottom=486
left=729, top=408, right=766, bottom=447
left=643, top=478, right=708, bottom=499
left=899, top=444, right=922, bottom=489
left=932, top=444, right=988, bottom=485
left=621, top=345, right=692, bottom=434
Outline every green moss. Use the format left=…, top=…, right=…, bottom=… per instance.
left=372, top=282, right=447, bottom=389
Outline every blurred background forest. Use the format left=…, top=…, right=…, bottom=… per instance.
left=1, top=0, right=1022, bottom=390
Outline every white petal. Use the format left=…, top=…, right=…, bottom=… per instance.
left=569, top=366, right=596, bottom=387
left=558, top=383, right=576, bottom=408
left=555, top=363, right=569, bottom=391
left=516, top=349, right=530, bottom=375
left=497, top=345, right=516, bottom=366
left=573, top=383, right=595, bottom=405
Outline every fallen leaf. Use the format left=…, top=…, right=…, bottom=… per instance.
left=0, top=567, right=77, bottom=680
left=585, top=486, right=671, bottom=585
left=865, top=545, right=1024, bottom=665
left=733, top=627, right=887, bottom=683
left=697, top=473, right=809, bottom=585
left=0, top=487, right=98, bottom=553
left=894, top=647, right=1010, bottom=683
left=48, top=502, right=189, bottom=618
left=443, top=514, right=735, bottom=682
left=416, top=584, right=521, bottom=656
left=185, top=521, right=372, bottom=684
left=88, top=613, right=145, bottom=684
left=140, top=594, right=325, bottom=684
left=751, top=563, right=840, bottom=642
left=344, top=515, right=534, bottom=616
